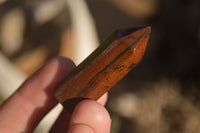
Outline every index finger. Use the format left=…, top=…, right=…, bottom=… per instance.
left=0, top=57, right=75, bottom=133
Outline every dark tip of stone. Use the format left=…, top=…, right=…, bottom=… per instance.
left=116, top=26, right=145, bottom=39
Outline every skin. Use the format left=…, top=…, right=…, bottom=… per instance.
left=0, top=57, right=111, bottom=133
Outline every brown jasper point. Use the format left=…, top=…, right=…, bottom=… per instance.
left=55, top=26, right=151, bottom=111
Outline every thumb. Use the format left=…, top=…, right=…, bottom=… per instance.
left=68, top=100, right=111, bottom=133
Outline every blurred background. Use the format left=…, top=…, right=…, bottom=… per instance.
left=0, top=0, right=200, bottom=132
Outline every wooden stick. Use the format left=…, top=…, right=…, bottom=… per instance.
left=55, top=26, right=151, bottom=112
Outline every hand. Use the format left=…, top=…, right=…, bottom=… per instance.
left=0, top=57, right=111, bottom=133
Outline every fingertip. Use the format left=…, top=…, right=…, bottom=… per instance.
left=69, top=100, right=111, bottom=133
left=49, top=56, right=76, bottom=74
